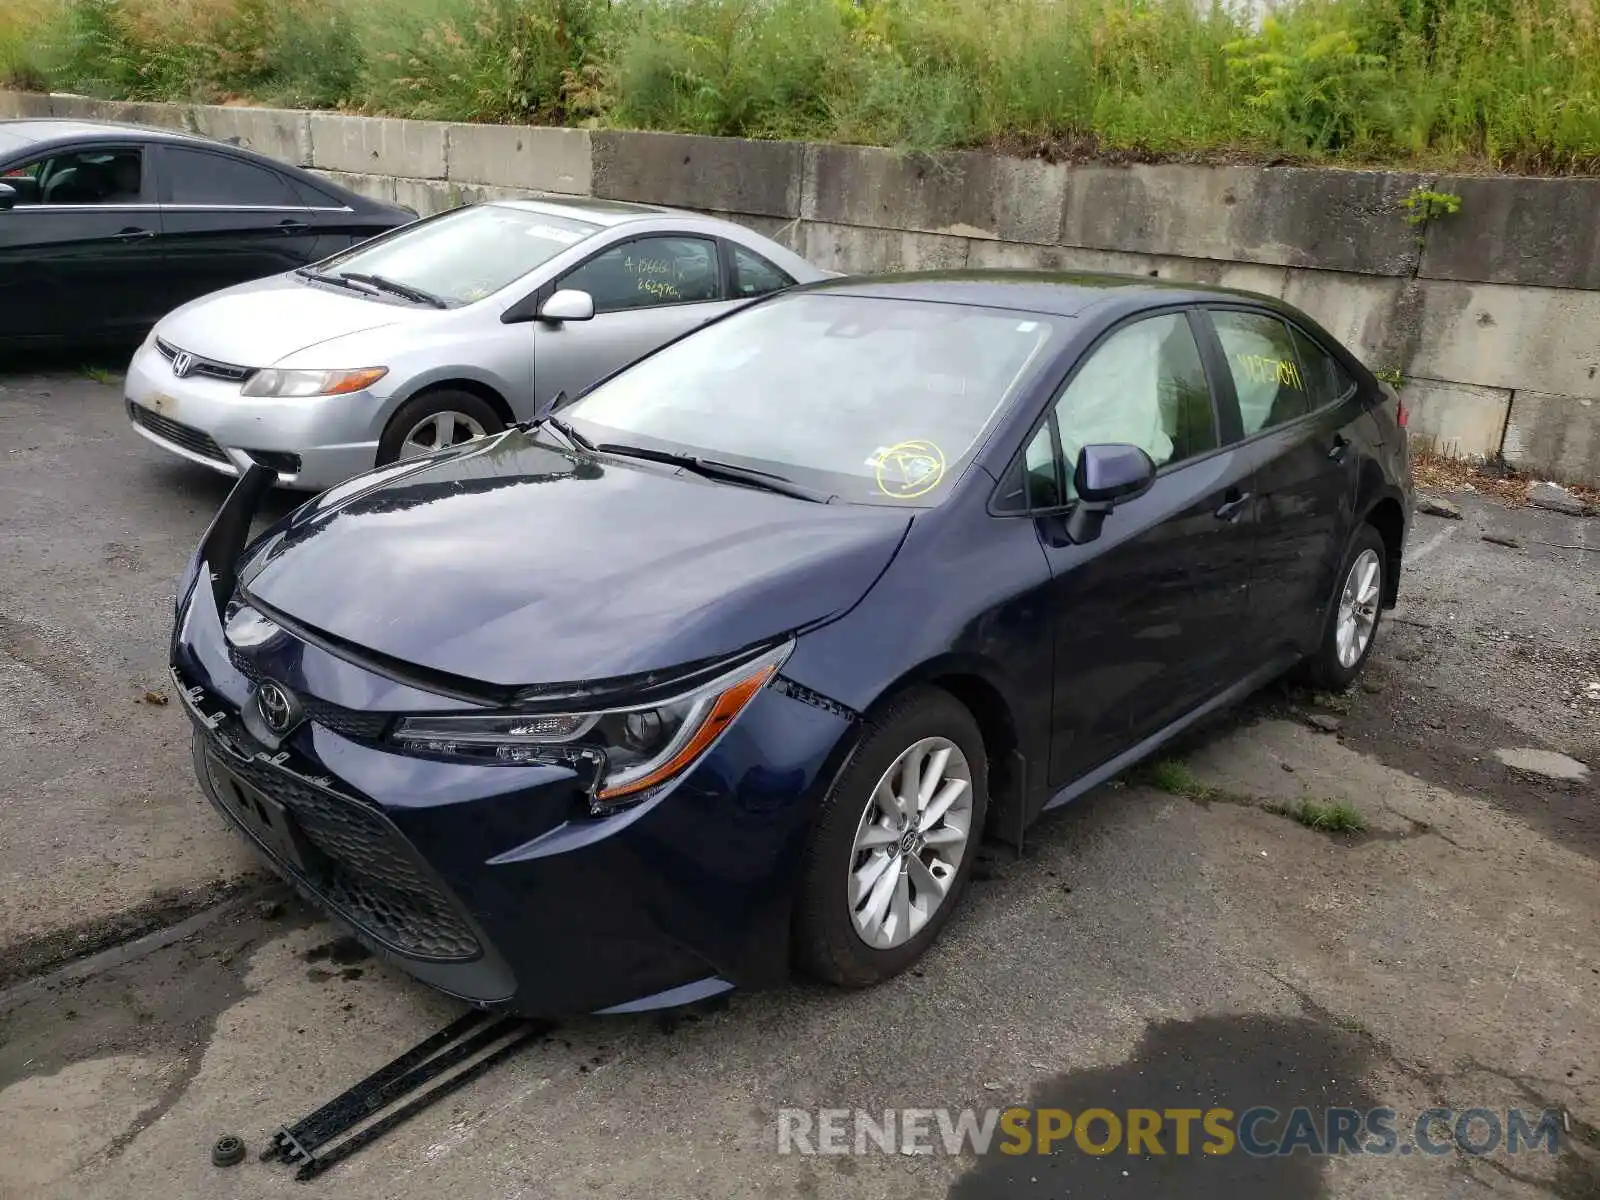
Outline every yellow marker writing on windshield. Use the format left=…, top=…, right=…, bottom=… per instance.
left=874, top=440, right=946, bottom=499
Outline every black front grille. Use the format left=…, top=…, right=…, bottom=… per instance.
left=221, top=752, right=481, bottom=961
left=128, top=400, right=228, bottom=463
left=228, top=649, right=392, bottom=741
left=154, top=337, right=256, bottom=383
left=179, top=672, right=481, bottom=962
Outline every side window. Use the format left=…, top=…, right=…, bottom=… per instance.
left=164, top=147, right=300, bottom=206
left=560, top=236, right=721, bottom=314
left=1287, top=324, right=1354, bottom=410
left=730, top=244, right=794, bottom=299
left=3, top=148, right=144, bottom=205
left=1052, top=313, right=1217, bottom=499
left=1213, top=310, right=1313, bottom=436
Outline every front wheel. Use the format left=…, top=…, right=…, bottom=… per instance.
left=376, top=389, right=505, bottom=467
left=793, top=687, right=989, bottom=988
left=1305, top=523, right=1387, bottom=690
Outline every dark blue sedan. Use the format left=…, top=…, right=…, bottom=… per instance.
left=171, top=272, right=1413, bottom=1015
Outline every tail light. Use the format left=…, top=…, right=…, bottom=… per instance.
left=1396, top=397, right=1408, bottom=428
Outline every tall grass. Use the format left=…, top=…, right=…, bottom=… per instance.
left=5, top=0, right=1600, bottom=171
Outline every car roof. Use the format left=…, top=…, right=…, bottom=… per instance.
left=799, top=270, right=1292, bottom=319
left=0, top=117, right=221, bottom=150
left=487, top=195, right=683, bottom=227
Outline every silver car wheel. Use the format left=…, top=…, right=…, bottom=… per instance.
left=399, top=411, right=488, bottom=459
left=847, top=736, right=973, bottom=951
left=1335, top=547, right=1382, bottom=668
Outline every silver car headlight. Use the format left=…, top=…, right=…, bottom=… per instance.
left=392, top=641, right=793, bottom=808
left=241, top=367, right=388, bottom=398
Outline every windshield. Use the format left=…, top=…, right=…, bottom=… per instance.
left=312, top=205, right=598, bottom=306
left=564, top=294, right=1058, bottom=506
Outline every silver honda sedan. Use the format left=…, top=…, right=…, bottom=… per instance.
left=124, top=197, right=827, bottom=490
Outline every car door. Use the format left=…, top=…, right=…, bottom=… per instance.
left=154, top=143, right=324, bottom=310
left=529, top=233, right=739, bottom=410
left=994, top=309, right=1258, bottom=793
left=0, top=142, right=165, bottom=339
left=1199, top=307, right=1364, bottom=661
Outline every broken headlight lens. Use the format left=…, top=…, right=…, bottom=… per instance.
left=391, top=641, right=792, bottom=805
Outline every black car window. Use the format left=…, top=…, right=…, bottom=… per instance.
left=164, top=147, right=300, bottom=207
left=4, top=147, right=144, bottom=205
left=1287, top=323, right=1356, bottom=409
left=561, top=236, right=721, bottom=313
left=1051, top=313, right=1217, bottom=500
left=1213, top=310, right=1313, bottom=435
left=730, top=243, right=794, bottom=299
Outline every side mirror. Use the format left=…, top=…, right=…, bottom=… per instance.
left=1065, top=443, right=1155, bottom=544
left=537, top=289, right=595, bottom=323
left=0, top=183, right=15, bottom=212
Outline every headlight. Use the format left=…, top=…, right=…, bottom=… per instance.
left=392, top=642, right=792, bottom=808
left=241, top=367, right=388, bottom=398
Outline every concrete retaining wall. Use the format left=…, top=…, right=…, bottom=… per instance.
left=5, top=89, right=1599, bottom=483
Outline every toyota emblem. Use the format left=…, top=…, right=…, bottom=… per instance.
left=255, top=680, right=299, bottom=735
left=171, top=351, right=194, bottom=378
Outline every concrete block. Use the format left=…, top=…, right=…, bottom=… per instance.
left=311, top=170, right=397, bottom=206
left=192, top=104, right=310, bottom=167
left=1409, top=280, right=1600, bottom=400
left=1397, top=378, right=1511, bottom=460
left=801, top=222, right=970, bottom=274
left=966, top=240, right=1289, bottom=298
left=445, top=123, right=590, bottom=195
left=0, top=91, right=53, bottom=118
left=1501, top=391, right=1600, bottom=485
left=802, top=145, right=1067, bottom=246
left=1420, top=176, right=1600, bottom=289
left=1059, top=165, right=1426, bottom=277
left=591, top=131, right=802, bottom=218
left=309, top=113, right=447, bottom=179
left=1280, top=270, right=1411, bottom=369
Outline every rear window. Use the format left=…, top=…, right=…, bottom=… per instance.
left=314, top=205, right=599, bottom=306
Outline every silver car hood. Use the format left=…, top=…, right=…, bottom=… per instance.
left=155, top=274, right=438, bottom=368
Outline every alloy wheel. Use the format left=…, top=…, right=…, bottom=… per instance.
left=1335, top=547, right=1382, bottom=668
left=400, top=411, right=488, bottom=459
left=847, top=736, right=974, bottom=950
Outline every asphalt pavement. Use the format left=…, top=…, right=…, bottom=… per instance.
left=0, top=367, right=1596, bottom=1199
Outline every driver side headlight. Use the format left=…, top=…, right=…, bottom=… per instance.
left=242, top=367, right=388, bottom=398
left=391, top=642, right=792, bottom=809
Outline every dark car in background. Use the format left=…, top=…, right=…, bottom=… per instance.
left=170, top=272, right=1412, bottom=1018
left=0, top=119, right=415, bottom=346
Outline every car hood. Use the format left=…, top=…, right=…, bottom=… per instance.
left=155, top=273, right=435, bottom=368
left=239, top=431, right=913, bottom=690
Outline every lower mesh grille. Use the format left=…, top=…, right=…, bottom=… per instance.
left=128, top=400, right=228, bottom=463
left=220, top=752, right=481, bottom=961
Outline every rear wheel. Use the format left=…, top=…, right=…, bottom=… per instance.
left=377, top=389, right=505, bottom=467
left=1304, top=523, right=1387, bottom=690
left=794, top=687, right=989, bottom=987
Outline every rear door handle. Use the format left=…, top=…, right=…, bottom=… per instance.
left=1214, top=490, right=1252, bottom=522
left=1328, top=434, right=1351, bottom=462
left=277, top=219, right=309, bottom=233
left=116, top=227, right=156, bottom=241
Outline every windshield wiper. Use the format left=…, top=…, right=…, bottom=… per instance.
left=337, top=272, right=448, bottom=309
left=595, top=443, right=833, bottom=503
left=535, top=410, right=594, bottom=452
left=295, top=268, right=380, bottom=296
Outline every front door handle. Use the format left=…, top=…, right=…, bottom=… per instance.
left=116, top=227, right=156, bottom=241
left=1214, top=490, right=1252, bottom=522
left=1327, top=434, right=1351, bottom=462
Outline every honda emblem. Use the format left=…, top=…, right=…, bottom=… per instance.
left=172, top=351, right=194, bottom=378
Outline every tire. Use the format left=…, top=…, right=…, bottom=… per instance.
left=794, top=687, right=990, bottom=987
left=1304, top=523, right=1387, bottom=691
left=376, top=388, right=506, bottom=467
